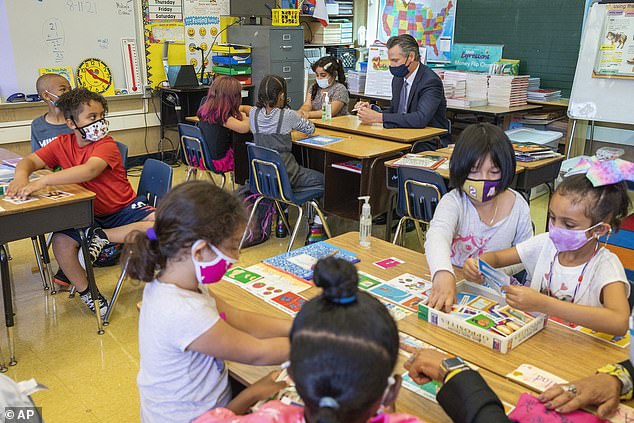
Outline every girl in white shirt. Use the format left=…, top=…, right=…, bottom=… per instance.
left=127, top=181, right=291, bottom=423
left=426, top=123, right=533, bottom=312
left=465, top=173, right=631, bottom=336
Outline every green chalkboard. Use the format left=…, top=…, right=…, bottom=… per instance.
left=454, top=0, right=585, bottom=97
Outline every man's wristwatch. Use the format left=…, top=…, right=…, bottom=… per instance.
left=440, top=356, right=470, bottom=383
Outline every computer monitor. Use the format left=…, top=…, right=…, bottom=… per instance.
left=167, top=65, right=199, bottom=89
left=230, top=0, right=274, bottom=17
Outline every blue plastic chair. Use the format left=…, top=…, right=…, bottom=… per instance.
left=240, top=143, right=331, bottom=252
left=393, top=166, right=447, bottom=248
left=177, top=123, right=227, bottom=188
left=104, top=159, right=173, bottom=324
left=115, top=141, right=129, bottom=170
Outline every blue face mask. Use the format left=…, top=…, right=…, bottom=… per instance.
left=389, top=58, right=412, bottom=78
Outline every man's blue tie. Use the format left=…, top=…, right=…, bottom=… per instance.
left=398, top=80, right=408, bottom=114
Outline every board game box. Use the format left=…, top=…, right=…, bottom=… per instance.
left=417, top=281, right=547, bottom=353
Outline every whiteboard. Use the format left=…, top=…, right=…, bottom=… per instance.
left=568, top=3, right=634, bottom=125
left=0, top=0, right=142, bottom=97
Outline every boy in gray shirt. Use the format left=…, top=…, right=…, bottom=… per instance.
left=30, top=74, right=73, bottom=151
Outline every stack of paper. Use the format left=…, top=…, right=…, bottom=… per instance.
left=527, top=89, right=562, bottom=101
left=443, top=71, right=479, bottom=106
left=528, top=77, right=540, bottom=91
left=331, top=19, right=353, bottom=44
left=488, top=75, right=529, bottom=107
left=347, top=70, right=366, bottom=94
left=308, top=22, right=346, bottom=44
left=464, top=72, right=489, bottom=103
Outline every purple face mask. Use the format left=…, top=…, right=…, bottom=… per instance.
left=191, top=240, right=237, bottom=284
left=462, top=178, right=501, bottom=202
left=548, top=221, right=604, bottom=252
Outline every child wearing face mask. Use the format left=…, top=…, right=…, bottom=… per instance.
left=195, top=257, right=424, bottom=423
left=126, top=181, right=291, bottom=423
left=425, top=123, right=533, bottom=313
left=298, top=56, right=349, bottom=119
left=464, top=170, right=632, bottom=336
left=7, top=88, right=155, bottom=317
left=30, top=73, right=74, bottom=151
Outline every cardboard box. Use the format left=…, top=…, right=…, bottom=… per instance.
left=417, top=281, right=547, bottom=353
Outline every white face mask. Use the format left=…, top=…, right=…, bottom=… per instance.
left=76, top=118, right=109, bottom=142
left=316, top=78, right=331, bottom=89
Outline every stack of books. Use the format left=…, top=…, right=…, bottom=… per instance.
left=488, top=75, right=529, bottom=107
left=464, top=72, right=489, bottom=103
left=528, top=77, right=540, bottom=91
left=512, top=143, right=561, bottom=162
left=348, top=70, right=366, bottom=94
left=308, top=21, right=348, bottom=44
left=331, top=19, right=353, bottom=44
left=527, top=89, right=562, bottom=101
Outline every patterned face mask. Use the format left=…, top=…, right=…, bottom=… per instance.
left=75, top=118, right=109, bottom=142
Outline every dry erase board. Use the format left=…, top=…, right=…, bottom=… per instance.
left=568, top=2, right=634, bottom=125
left=0, top=0, right=143, bottom=98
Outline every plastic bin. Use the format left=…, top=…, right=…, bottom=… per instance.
left=505, top=128, right=563, bottom=150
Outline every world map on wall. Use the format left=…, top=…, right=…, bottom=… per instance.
left=380, top=0, right=456, bottom=62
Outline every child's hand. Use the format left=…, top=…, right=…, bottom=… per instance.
left=246, top=370, right=288, bottom=403
left=8, top=178, right=45, bottom=199
left=505, top=285, right=545, bottom=312
left=6, top=176, right=29, bottom=198
left=403, top=346, right=451, bottom=384
left=463, top=258, right=483, bottom=283
left=428, top=271, right=456, bottom=313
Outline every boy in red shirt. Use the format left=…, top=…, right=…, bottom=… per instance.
left=8, top=88, right=155, bottom=317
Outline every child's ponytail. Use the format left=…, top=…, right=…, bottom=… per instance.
left=124, top=228, right=162, bottom=282
left=314, top=404, right=340, bottom=423
left=335, top=58, right=347, bottom=88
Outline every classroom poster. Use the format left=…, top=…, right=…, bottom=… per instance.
left=183, top=0, right=229, bottom=72
left=451, top=44, right=504, bottom=72
left=377, top=0, right=455, bottom=63
left=39, top=67, right=75, bottom=88
left=364, top=45, right=392, bottom=98
left=592, top=3, right=634, bottom=80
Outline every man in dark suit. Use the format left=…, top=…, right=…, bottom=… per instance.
left=357, top=34, right=451, bottom=149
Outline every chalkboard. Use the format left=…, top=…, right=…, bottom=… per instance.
left=454, top=0, right=585, bottom=97
left=0, top=0, right=143, bottom=98
left=568, top=2, right=634, bottom=125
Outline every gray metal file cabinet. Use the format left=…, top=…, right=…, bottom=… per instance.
left=228, top=25, right=305, bottom=109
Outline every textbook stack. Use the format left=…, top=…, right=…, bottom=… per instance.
left=347, top=70, right=366, bottom=94
left=528, top=77, right=540, bottom=91
left=308, top=21, right=347, bottom=44
left=527, top=89, right=562, bottom=101
left=331, top=19, right=353, bottom=44
left=464, top=72, right=489, bottom=104
left=443, top=71, right=488, bottom=107
left=487, top=75, right=529, bottom=107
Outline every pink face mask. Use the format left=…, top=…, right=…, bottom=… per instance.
left=191, top=240, right=237, bottom=284
left=548, top=221, right=604, bottom=252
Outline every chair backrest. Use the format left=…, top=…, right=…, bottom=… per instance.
left=115, top=141, right=129, bottom=170
left=247, top=143, right=295, bottom=203
left=396, top=166, right=448, bottom=223
left=177, top=123, right=217, bottom=173
left=137, top=159, right=173, bottom=207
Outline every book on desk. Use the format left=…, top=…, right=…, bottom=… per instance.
left=392, top=154, right=447, bottom=170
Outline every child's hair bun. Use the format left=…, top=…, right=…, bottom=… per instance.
left=313, top=257, right=359, bottom=305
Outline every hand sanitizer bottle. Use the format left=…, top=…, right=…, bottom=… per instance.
left=358, top=196, right=371, bottom=248
left=322, top=92, right=332, bottom=121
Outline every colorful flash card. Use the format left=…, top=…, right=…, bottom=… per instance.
left=401, top=296, right=426, bottom=311
left=369, top=284, right=412, bottom=304
left=373, top=257, right=405, bottom=269
left=467, top=296, right=497, bottom=311
left=401, top=372, right=441, bottom=402
left=386, top=273, right=432, bottom=295
left=2, top=196, right=38, bottom=205
left=223, top=266, right=263, bottom=284
left=357, top=271, right=384, bottom=290
left=578, top=327, right=630, bottom=348
left=271, top=292, right=307, bottom=315
left=479, top=259, right=511, bottom=295
left=380, top=301, right=412, bottom=321
left=466, top=314, right=496, bottom=330
left=40, top=190, right=73, bottom=201
left=506, top=364, right=567, bottom=392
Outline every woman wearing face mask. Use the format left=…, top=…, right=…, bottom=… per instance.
left=126, top=181, right=291, bottom=423
left=464, top=169, right=632, bottom=336
left=298, top=56, right=350, bottom=119
left=424, top=123, right=533, bottom=313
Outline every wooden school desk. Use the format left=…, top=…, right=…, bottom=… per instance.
left=447, top=104, right=542, bottom=129
left=211, top=232, right=630, bottom=421
left=0, top=148, right=104, bottom=370
left=293, top=128, right=409, bottom=220
left=311, top=115, right=448, bottom=144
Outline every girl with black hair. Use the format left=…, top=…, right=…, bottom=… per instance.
left=298, top=56, right=350, bottom=119
left=424, top=123, right=533, bottom=313
left=195, top=257, right=425, bottom=423
left=128, top=181, right=291, bottom=422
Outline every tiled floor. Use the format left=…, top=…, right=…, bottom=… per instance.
left=0, top=165, right=549, bottom=422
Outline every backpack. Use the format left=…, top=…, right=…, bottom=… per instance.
left=93, top=243, right=123, bottom=267
left=236, top=185, right=275, bottom=248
